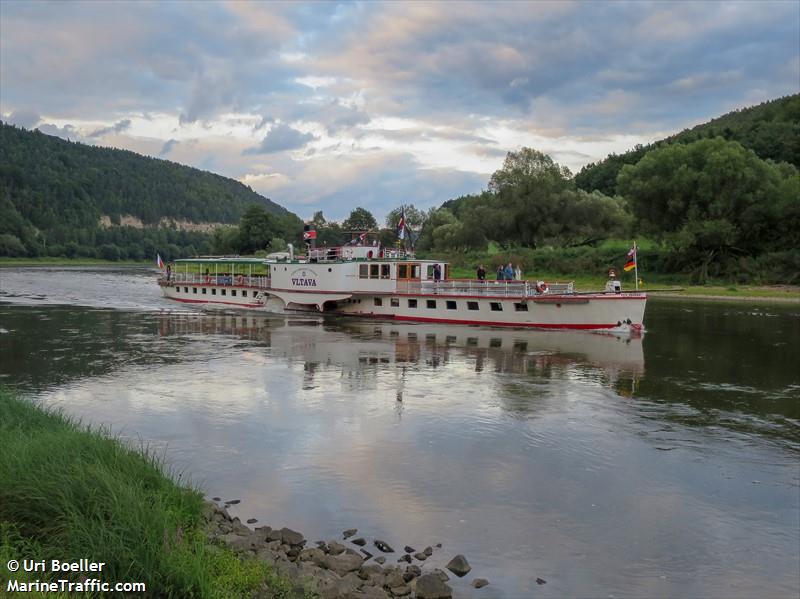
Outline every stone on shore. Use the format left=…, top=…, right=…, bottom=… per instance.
left=343, top=528, right=358, bottom=539
left=415, top=573, right=453, bottom=599
left=374, top=539, right=395, bottom=553
left=404, top=545, right=415, bottom=553
left=374, top=556, right=386, bottom=565
left=431, top=568, right=449, bottom=582
left=413, top=552, right=427, bottom=561
left=280, top=527, right=305, bottom=547
left=225, top=499, right=241, bottom=505
left=472, top=578, right=489, bottom=588
left=324, top=552, right=364, bottom=576
left=352, top=537, right=367, bottom=546
left=445, top=554, right=471, bottom=577
left=328, top=540, right=347, bottom=555
left=536, top=577, right=547, bottom=584
left=246, top=518, right=258, bottom=524
left=423, top=546, right=433, bottom=556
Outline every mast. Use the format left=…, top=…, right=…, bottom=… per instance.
left=634, top=240, right=639, bottom=291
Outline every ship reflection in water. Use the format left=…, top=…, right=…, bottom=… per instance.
left=157, top=312, right=645, bottom=402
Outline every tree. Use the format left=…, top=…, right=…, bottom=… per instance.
left=488, top=147, right=572, bottom=194
left=238, top=205, right=279, bottom=253
left=617, top=137, right=800, bottom=278
left=385, top=204, right=427, bottom=230
left=342, top=207, right=377, bottom=231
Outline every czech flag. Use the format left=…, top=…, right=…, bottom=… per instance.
left=303, top=230, right=317, bottom=240
left=156, top=253, right=165, bottom=270
left=397, top=213, right=406, bottom=240
left=623, top=246, right=636, bottom=272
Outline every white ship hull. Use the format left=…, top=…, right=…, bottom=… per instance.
left=160, top=280, right=645, bottom=330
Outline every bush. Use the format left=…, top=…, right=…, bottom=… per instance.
left=0, top=233, right=26, bottom=257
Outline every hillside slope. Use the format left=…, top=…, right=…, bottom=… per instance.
left=0, top=122, right=297, bottom=258
left=575, top=94, right=800, bottom=195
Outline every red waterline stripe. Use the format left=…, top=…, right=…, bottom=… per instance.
left=269, top=287, right=646, bottom=301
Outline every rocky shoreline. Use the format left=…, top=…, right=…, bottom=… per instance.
left=203, top=500, right=492, bottom=598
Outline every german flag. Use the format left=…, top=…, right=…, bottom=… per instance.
left=623, top=247, right=636, bottom=272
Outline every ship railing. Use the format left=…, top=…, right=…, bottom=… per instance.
left=307, top=246, right=415, bottom=262
left=396, top=279, right=574, bottom=297
left=161, top=272, right=272, bottom=289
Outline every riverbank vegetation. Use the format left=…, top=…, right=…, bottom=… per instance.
left=0, top=388, right=300, bottom=598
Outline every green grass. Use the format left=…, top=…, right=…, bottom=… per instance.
left=0, top=257, right=151, bottom=267
left=0, top=389, right=300, bottom=598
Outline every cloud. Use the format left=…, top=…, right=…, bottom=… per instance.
left=243, top=123, right=316, bottom=155
left=159, top=138, right=178, bottom=156
left=3, top=109, right=40, bottom=129
left=88, top=119, right=132, bottom=138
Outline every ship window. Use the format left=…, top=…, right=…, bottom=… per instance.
left=370, top=264, right=379, bottom=278
left=467, top=337, right=478, bottom=346
left=202, top=287, right=207, bottom=294
left=390, top=298, right=400, bottom=307
left=175, top=286, right=179, bottom=292
left=490, top=302, right=502, bottom=311
left=490, top=338, right=502, bottom=347
left=221, top=289, right=226, bottom=296
left=212, top=288, right=216, bottom=295
left=374, top=297, right=383, bottom=307
left=193, top=287, right=197, bottom=294
left=242, top=290, right=247, bottom=297
left=231, top=290, right=237, bottom=297
left=359, top=264, right=369, bottom=278
left=446, top=300, right=457, bottom=310
left=184, top=287, right=188, bottom=293
left=398, top=264, right=408, bottom=279
left=514, top=302, right=528, bottom=312
left=411, top=264, right=421, bottom=279
left=446, top=335, right=457, bottom=343
left=467, top=301, right=479, bottom=311
left=514, top=341, right=528, bottom=352
left=381, top=264, right=390, bottom=279
left=408, top=299, right=417, bottom=308
left=427, top=300, right=437, bottom=309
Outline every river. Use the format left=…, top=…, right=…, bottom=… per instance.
left=1, top=266, right=798, bottom=598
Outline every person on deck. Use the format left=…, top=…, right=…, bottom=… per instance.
left=504, top=262, right=514, bottom=280
left=433, top=264, right=442, bottom=281
left=514, top=264, right=522, bottom=280
left=476, top=265, right=486, bottom=281
left=496, top=265, right=504, bottom=281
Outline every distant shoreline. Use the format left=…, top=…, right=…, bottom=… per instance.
left=2, top=257, right=797, bottom=302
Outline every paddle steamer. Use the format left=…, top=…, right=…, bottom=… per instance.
left=157, top=236, right=646, bottom=331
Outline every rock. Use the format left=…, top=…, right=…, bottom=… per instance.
left=246, top=518, right=258, bottom=524
left=435, top=543, right=442, bottom=548
left=374, top=539, right=395, bottom=553
left=211, top=496, right=221, bottom=502
left=403, top=545, right=415, bottom=554
left=374, top=556, right=386, bottom=565
left=432, top=569, right=450, bottom=582
left=267, top=540, right=282, bottom=551
left=413, top=552, right=427, bottom=561
left=343, top=528, right=358, bottom=539
left=359, top=564, right=384, bottom=580
left=352, top=537, right=367, bottom=546
left=279, top=527, right=305, bottom=547
left=328, top=541, right=347, bottom=555
left=334, top=572, right=364, bottom=596
left=388, top=583, right=411, bottom=596
left=536, top=577, right=547, bottom=585
left=445, top=554, right=471, bottom=577
left=360, top=549, right=374, bottom=560
left=225, top=499, right=241, bottom=505
left=423, top=546, right=433, bottom=557
left=415, top=573, right=453, bottom=599
left=299, top=548, right=327, bottom=567
left=352, top=586, right=390, bottom=599
left=384, top=569, right=405, bottom=588
left=286, top=546, right=301, bottom=560
left=472, top=578, right=489, bottom=589
left=398, top=554, right=412, bottom=563
left=220, top=531, right=260, bottom=552
left=403, top=565, right=421, bottom=582
left=266, top=528, right=283, bottom=542
left=324, top=552, right=364, bottom=576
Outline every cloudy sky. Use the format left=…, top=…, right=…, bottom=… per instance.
left=2, top=1, right=798, bottom=222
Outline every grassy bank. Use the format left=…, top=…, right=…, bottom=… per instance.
left=0, top=389, right=298, bottom=598
left=0, top=257, right=151, bottom=267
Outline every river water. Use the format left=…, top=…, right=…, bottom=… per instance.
left=1, top=267, right=798, bottom=598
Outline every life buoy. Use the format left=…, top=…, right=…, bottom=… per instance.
left=536, top=281, right=549, bottom=294
left=236, top=275, right=244, bottom=285
left=367, top=250, right=374, bottom=259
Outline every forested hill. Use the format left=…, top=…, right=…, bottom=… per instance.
left=0, top=122, right=291, bottom=228
left=575, top=94, right=800, bottom=195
